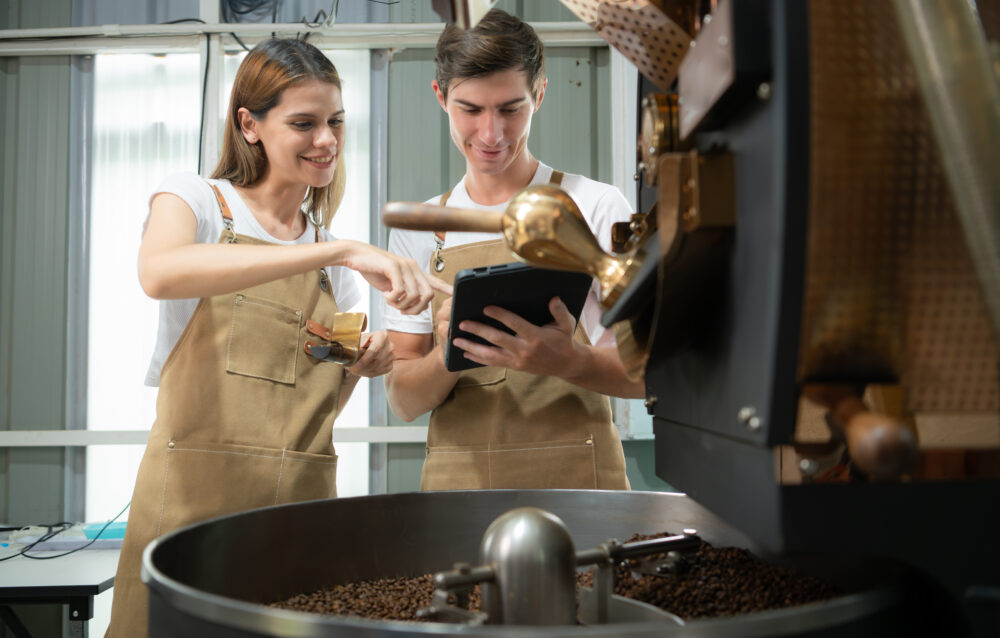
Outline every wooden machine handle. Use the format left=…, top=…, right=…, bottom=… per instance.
left=382, top=202, right=503, bottom=233
left=832, top=395, right=918, bottom=481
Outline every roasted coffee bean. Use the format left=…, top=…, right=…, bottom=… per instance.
left=579, top=532, right=839, bottom=619
left=270, top=574, right=484, bottom=622
left=272, top=532, right=838, bottom=622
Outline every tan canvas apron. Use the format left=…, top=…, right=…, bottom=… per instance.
left=107, top=186, right=346, bottom=638
left=420, top=172, right=630, bottom=491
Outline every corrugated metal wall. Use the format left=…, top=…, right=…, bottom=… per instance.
left=0, top=0, right=73, bottom=552
left=0, top=6, right=74, bottom=638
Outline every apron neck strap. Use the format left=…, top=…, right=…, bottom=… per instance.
left=210, top=182, right=320, bottom=243
left=435, top=189, right=453, bottom=243
left=209, top=183, right=234, bottom=226
left=209, top=182, right=237, bottom=243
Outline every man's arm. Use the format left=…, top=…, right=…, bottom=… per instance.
left=452, top=297, right=645, bottom=398
left=384, top=330, right=460, bottom=422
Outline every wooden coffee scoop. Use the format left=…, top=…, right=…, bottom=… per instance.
left=804, top=385, right=919, bottom=481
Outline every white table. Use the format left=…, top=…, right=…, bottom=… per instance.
left=0, top=546, right=119, bottom=637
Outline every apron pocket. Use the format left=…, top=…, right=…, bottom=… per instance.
left=158, top=440, right=337, bottom=535
left=489, top=437, right=597, bottom=489
left=455, top=365, right=507, bottom=388
left=421, top=437, right=597, bottom=490
left=159, top=440, right=283, bottom=534
left=227, top=294, right=301, bottom=384
left=421, top=444, right=491, bottom=491
left=274, top=447, right=339, bottom=503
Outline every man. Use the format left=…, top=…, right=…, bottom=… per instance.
left=384, top=8, right=642, bottom=490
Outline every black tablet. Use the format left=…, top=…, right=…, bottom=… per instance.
left=445, top=262, right=594, bottom=372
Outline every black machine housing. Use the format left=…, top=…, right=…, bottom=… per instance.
left=616, top=2, right=1000, bottom=636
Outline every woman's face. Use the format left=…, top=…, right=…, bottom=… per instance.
left=240, top=79, right=345, bottom=189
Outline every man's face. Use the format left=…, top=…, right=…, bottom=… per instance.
left=434, top=68, right=544, bottom=177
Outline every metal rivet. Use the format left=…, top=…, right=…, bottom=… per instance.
left=799, top=458, right=819, bottom=475
left=757, top=82, right=772, bottom=100
left=72, top=610, right=79, bottom=618
left=167, top=441, right=175, bottom=449
left=738, top=406, right=762, bottom=431
left=644, top=395, right=658, bottom=414
left=586, top=439, right=593, bottom=445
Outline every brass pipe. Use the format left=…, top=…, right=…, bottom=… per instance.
left=382, top=202, right=502, bottom=233
left=382, top=185, right=642, bottom=309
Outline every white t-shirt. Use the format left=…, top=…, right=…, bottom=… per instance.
left=143, top=172, right=361, bottom=386
left=383, top=162, right=632, bottom=346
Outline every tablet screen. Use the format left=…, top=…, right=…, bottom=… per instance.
left=445, top=262, right=593, bottom=372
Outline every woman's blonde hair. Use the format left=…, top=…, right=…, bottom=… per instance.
left=212, top=38, right=345, bottom=229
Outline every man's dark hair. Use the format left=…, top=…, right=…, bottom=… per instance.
left=434, top=8, right=546, bottom=101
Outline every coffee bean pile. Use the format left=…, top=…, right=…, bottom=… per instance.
left=272, top=532, right=839, bottom=623
left=578, top=532, right=840, bottom=619
left=270, top=574, right=482, bottom=622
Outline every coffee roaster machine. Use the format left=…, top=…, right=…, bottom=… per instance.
left=142, top=1, right=1000, bottom=636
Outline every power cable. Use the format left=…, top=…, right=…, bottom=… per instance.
left=0, top=501, right=131, bottom=562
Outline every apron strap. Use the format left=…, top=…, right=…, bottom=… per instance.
left=209, top=183, right=234, bottom=224
left=435, top=189, right=453, bottom=243
left=209, top=183, right=237, bottom=243
left=210, top=182, right=321, bottom=244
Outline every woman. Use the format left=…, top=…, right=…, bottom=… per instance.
left=106, top=38, right=448, bottom=637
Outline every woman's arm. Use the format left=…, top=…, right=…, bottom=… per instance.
left=139, top=193, right=449, bottom=312
left=337, top=331, right=394, bottom=412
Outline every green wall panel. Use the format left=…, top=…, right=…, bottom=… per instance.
left=7, top=0, right=70, bottom=28
left=386, top=443, right=426, bottom=493
left=622, top=440, right=675, bottom=492
left=388, top=1, right=578, bottom=23
left=386, top=48, right=463, bottom=202
left=0, top=55, right=72, bottom=526
left=0, top=5, right=73, bottom=636
left=530, top=46, right=609, bottom=182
